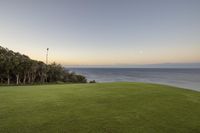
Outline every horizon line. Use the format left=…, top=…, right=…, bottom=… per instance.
left=64, top=62, right=200, bottom=68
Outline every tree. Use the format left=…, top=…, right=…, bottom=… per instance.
left=37, top=61, right=47, bottom=83
left=4, top=49, right=15, bottom=85
left=0, top=45, right=88, bottom=85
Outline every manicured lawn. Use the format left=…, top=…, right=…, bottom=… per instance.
left=0, top=82, right=199, bottom=133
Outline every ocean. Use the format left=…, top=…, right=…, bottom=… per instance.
left=67, top=68, right=200, bottom=91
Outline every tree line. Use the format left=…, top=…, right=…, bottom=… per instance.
left=0, top=46, right=87, bottom=85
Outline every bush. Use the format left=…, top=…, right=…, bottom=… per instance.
left=76, top=75, right=87, bottom=83
left=89, top=80, right=96, bottom=83
left=67, top=72, right=87, bottom=83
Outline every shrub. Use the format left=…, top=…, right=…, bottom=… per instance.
left=89, top=80, right=96, bottom=83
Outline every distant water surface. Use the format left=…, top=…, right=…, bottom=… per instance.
left=68, top=68, right=200, bottom=91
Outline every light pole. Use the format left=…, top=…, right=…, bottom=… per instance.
left=46, top=48, right=49, bottom=64
left=45, top=48, right=49, bottom=83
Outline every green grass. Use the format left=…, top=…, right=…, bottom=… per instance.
left=0, top=82, right=200, bottom=133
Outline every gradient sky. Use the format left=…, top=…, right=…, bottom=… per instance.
left=0, top=0, right=200, bottom=66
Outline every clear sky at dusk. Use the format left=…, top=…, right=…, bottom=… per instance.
left=0, top=0, right=200, bottom=67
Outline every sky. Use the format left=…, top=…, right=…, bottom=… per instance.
left=0, top=0, right=200, bottom=67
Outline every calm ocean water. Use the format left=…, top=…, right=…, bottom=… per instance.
left=68, top=68, right=200, bottom=91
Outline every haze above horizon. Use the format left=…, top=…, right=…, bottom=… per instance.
left=0, top=0, right=200, bottom=67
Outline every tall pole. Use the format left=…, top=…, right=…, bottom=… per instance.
left=46, top=48, right=49, bottom=64
left=45, top=48, right=49, bottom=83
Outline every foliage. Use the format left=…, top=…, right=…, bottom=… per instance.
left=0, top=46, right=87, bottom=85
left=89, top=80, right=96, bottom=83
